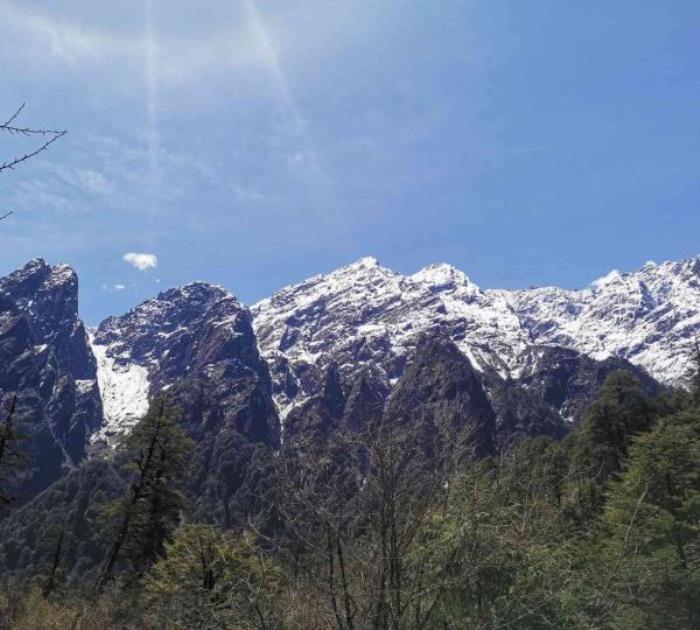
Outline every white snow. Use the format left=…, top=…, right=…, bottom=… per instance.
left=253, top=254, right=700, bottom=415
left=252, top=256, right=531, bottom=413
left=590, top=269, right=622, bottom=290
left=75, top=379, right=96, bottom=394
left=90, top=335, right=150, bottom=445
left=505, top=255, right=700, bottom=387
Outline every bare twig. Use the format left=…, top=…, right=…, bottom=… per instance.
left=0, top=130, right=67, bottom=174
left=1, top=103, right=25, bottom=128
left=0, top=103, right=67, bottom=176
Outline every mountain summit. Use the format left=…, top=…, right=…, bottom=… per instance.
left=0, top=253, right=696, bottom=501
left=252, top=255, right=699, bottom=415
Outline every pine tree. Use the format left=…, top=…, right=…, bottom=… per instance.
left=94, top=396, right=191, bottom=593
left=601, top=408, right=700, bottom=627
left=565, top=371, right=657, bottom=521
left=0, top=395, right=25, bottom=507
left=143, top=525, right=284, bottom=628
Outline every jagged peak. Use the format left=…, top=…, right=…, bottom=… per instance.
left=0, top=259, right=78, bottom=306
left=327, top=255, right=397, bottom=281
left=345, top=255, right=380, bottom=270
left=590, top=269, right=624, bottom=291
left=410, top=262, right=477, bottom=292
left=98, top=282, right=244, bottom=335
left=252, top=256, right=398, bottom=311
left=161, top=281, right=237, bottom=304
left=23, top=257, right=48, bottom=270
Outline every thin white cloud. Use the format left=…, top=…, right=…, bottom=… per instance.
left=123, top=252, right=158, bottom=271
left=0, top=1, right=131, bottom=65
left=101, top=283, right=128, bottom=292
left=0, top=0, right=268, bottom=87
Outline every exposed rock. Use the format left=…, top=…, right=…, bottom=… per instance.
left=0, top=260, right=102, bottom=505
left=90, top=282, right=280, bottom=527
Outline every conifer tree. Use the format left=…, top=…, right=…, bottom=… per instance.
left=601, top=407, right=700, bottom=627
left=566, top=371, right=657, bottom=521
left=0, top=395, right=25, bottom=507
left=691, top=342, right=700, bottom=405
left=143, top=525, right=284, bottom=628
left=95, top=396, right=191, bottom=593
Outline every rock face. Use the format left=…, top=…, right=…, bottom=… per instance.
left=3, top=253, right=696, bottom=511
left=91, top=282, right=278, bottom=447
left=484, top=345, right=662, bottom=448
left=252, top=255, right=693, bottom=434
left=0, top=259, right=102, bottom=503
left=385, top=335, right=497, bottom=459
left=91, top=282, right=280, bottom=526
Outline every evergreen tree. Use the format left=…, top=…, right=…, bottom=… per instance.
left=601, top=408, right=700, bottom=628
left=143, top=524, right=284, bottom=629
left=94, top=396, right=191, bottom=592
left=0, top=395, right=25, bottom=507
left=565, top=371, right=657, bottom=522
left=691, top=343, right=700, bottom=406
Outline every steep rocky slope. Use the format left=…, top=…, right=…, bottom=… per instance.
left=91, top=282, right=278, bottom=447
left=505, top=256, right=700, bottom=387
left=0, top=259, right=102, bottom=503
left=90, top=282, right=280, bottom=526
left=252, top=255, right=686, bottom=424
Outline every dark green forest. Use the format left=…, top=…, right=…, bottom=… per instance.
left=0, top=364, right=699, bottom=629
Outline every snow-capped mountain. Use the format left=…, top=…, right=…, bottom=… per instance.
left=3, top=253, right=698, bottom=460
left=252, top=255, right=700, bottom=415
left=506, top=257, right=700, bottom=387
left=252, top=256, right=531, bottom=415
left=2, top=254, right=695, bottom=506
left=91, top=282, right=276, bottom=445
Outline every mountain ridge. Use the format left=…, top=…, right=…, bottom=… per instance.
left=252, top=253, right=700, bottom=417
left=3, top=253, right=698, bottom=451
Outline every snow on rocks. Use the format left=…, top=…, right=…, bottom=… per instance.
left=506, top=256, right=700, bottom=387
left=90, top=336, right=150, bottom=444
left=253, top=255, right=700, bottom=415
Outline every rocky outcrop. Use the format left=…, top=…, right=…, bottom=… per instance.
left=3, top=252, right=691, bottom=514
left=90, top=282, right=280, bottom=527
left=91, top=282, right=278, bottom=447
left=0, top=259, right=102, bottom=504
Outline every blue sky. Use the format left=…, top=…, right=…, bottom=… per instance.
left=1, top=0, right=699, bottom=324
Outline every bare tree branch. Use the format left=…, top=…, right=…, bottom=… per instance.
left=1, top=103, right=26, bottom=128
left=0, top=103, right=67, bottom=221
left=0, top=129, right=67, bottom=174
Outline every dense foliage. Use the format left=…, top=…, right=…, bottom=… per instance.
left=1, top=367, right=699, bottom=629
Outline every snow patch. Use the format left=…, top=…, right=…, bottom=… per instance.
left=90, top=335, right=150, bottom=445
left=75, top=379, right=96, bottom=394
left=591, top=269, right=622, bottom=290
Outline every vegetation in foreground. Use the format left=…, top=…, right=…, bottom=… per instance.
left=0, top=364, right=699, bottom=629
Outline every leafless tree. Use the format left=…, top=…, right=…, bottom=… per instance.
left=1, top=103, right=67, bottom=220
left=259, top=417, right=478, bottom=630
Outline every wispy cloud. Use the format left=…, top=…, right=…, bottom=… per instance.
left=0, top=1, right=133, bottom=65
left=123, top=252, right=158, bottom=271
left=0, top=0, right=270, bottom=88
left=101, top=283, right=128, bottom=293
